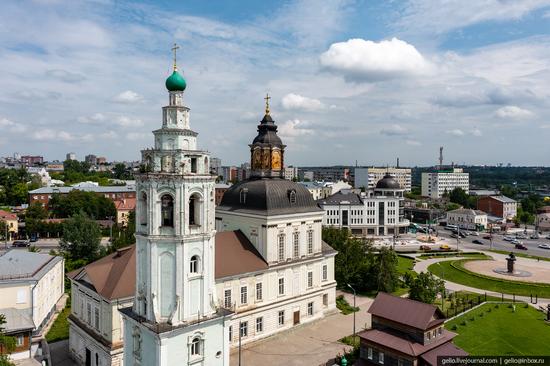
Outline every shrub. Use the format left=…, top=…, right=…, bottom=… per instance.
left=495, top=304, right=499, bottom=308
left=451, top=324, right=458, bottom=330
left=461, top=320, right=467, bottom=326
left=487, top=308, right=492, bottom=313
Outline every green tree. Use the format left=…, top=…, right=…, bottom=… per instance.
left=113, top=163, right=132, bottom=180
left=49, top=190, right=116, bottom=219
left=0, top=221, right=6, bottom=242
left=449, top=187, right=469, bottom=207
left=110, top=211, right=135, bottom=251
left=408, top=272, right=445, bottom=304
left=24, top=202, right=48, bottom=220
left=375, top=247, right=399, bottom=293
left=60, top=212, right=101, bottom=261
left=0, top=313, right=15, bottom=365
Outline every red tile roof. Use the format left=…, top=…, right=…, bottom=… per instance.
left=368, top=292, right=445, bottom=330
left=0, top=210, right=17, bottom=221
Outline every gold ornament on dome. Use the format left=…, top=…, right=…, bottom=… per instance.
left=262, top=149, right=271, bottom=169
left=253, top=149, right=262, bottom=169
left=271, top=150, right=282, bottom=170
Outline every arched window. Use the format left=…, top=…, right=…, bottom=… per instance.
left=189, top=193, right=201, bottom=226
left=191, top=337, right=201, bottom=356
left=190, top=255, right=199, bottom=273
left=140, top=192, right=147, bottom=226
left=289, top=190, right=297, bottom=204
left=239, top=188, right=248, bottom=204
left=161, top=194, right=174, bottom=227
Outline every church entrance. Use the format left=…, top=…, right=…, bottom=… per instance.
left=293, top=311, right=300, bottom=325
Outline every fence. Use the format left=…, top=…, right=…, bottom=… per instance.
left=441, top=291, right=540, bottom=319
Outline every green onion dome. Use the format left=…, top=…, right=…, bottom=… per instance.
left=165, top=70, right=187, bottom=91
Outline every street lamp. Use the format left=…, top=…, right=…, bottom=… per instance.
left=347, top=284, right=356, bottom=339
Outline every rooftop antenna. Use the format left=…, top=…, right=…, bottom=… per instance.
left=396, top=157, right=400, bottom=168
left=439, top=146, right=444, bottom=170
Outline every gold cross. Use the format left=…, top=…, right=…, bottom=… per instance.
left=264, top=93, right=271, bottom=115
left=171, top=43, right=180, bottom=71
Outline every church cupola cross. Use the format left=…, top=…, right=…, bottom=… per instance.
left=264, top=93, right=271, bottom=115
left=172, top=43, right=180, bottom=71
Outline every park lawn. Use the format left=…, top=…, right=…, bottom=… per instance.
left=397, top=255, right=416, bottom=277
left=45, top=306, right=70, bottom=343
left=445, top=303, right=550, bottom=355
left=435, top=291, right=504, bottom=318
left=418, top=252, right=487, bottom=260
left=428, top=259, right=550, bottom=298
left=488, top=249, right=550, bottom=262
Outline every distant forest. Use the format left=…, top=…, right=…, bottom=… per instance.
left=411, top=166, right=550, bottom=190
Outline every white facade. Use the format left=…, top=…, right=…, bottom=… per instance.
left=421, top=169, right=469, bottom=199
left=121, top=72, right=231, bottom=366
left=283, top=166, right=298, bottom=181
left=354, top=167, right=412, bottom=192
left=446, top=209, right=487, bottom=231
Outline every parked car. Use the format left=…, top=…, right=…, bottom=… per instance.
left=511, top=239, right=523, bottom=245
left=530, top=233, right=540, bottom=239
left=419, top=245, right=431, bottom=251
left=545, top=235, right=550, bottom=240
left=450, top=233, right=458, bottom=239
left=440, top=244, right=451, bottom=251
left=472, top=239, right=484, bottom=245
left=538, top=244, right=550, bottom=250
left=12, top=240, right=29, bottom=248
left=29, top=236, right=38, bottom=242
left=516, top=233, right=527, bottom=239
left=471, top=232, right=480, bottom=236
left=515, top=243, right=528, bottom=250
left=503, top=236, right=514, bottom=242
left=483, top=235, right=492, bottom=240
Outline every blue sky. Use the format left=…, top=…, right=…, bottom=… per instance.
left=1, top=0, right=550, bottom=166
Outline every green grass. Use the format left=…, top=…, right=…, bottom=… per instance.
left=339, top=335, right=360, bottom=347
left=429, top=259, right=550, bottom=297
left=436, top=291, right=505, bottom=318
left=446, top=303, right=550, bottom=355
left=336, top=295, right=359, bottom=315
left=45, top=306, right=70, bottom=343
left=418, top=252, right=485, bottom=260
left=488, top=249, right=550, bottom=262
left=396, top=256, right=416, bottom=276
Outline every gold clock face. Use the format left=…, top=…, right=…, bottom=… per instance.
left=262, top=149, right=271, bottom=169
left=271, top=150, right=282, bottom=170
left=253, top=149, right=262, bottom=169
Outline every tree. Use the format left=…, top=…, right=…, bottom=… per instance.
left=0, top=313, right=15, bottom=365
left=0, top=221, right=6, bottom=242
left=449, top=188, right=469, bottom=208
left=110, top=211, right=135, bottom=251
left=375, top=247, right=399, bottom=293
left=49, top=190, right=116, bottom=220
left=24, top=202, right=48, bottom=220
left=60, top=212, right=101, bottom=262
left=113, top=163, right=132, bottom=180
left=408, top=272, right=445, bottom=304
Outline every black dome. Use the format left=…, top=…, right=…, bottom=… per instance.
left=252, top=114, right=283, bottom=145
left=376, top=174, right=402, bottom=189
left=218, top=178, right=321, bottom=215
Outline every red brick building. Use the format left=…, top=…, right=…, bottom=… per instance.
left=29, top=184, right=136, bottom=210
left=477, top=195, right=517, bottom=221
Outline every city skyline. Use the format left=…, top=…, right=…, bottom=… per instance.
left=1, top=0, right=550, bottom=166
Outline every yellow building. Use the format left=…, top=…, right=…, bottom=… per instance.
left=0, top=209, right=18, bottom=241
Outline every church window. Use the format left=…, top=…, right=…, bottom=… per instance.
left=322, top=264, right=328, bottom=281
left=191, top=337, right=201, bottom=356
left=161, top=194, right=174, bottom=227
left=289, top=190, right=297, bottom=204
left=240, top=321, right=248, bottom=337
left=139, top=192, right=147, bottom=226
left=278, top=234, right=285, bottom=261
left=94, top=307, right=100, bottom=330
left=191, top=158, right=197, bottom=173
left=307, top=230, right=314, bottom=254
left=224, top=289, right=232, bottom=308
left=293, top=232, right=299, bottom=258
left=256, top=317, right=263, bottom=333
left=256, top=282, right=263, bottom=301
left=308, top=302, right=314, bottom=316
left=278, top=310, right=285, bottom=326
left=189, top=193, right=201, bottom=226
left=307, top=271, right=313, bottom=288
left=204, top=157, right=208, bottom=172
left=240, top=286, right=248, bottom=305
left=190, top=255, right=199, bottom=273
left=239, top=188, right=248, bottom=204
left=86, top=303, right=92, bottom=325
left=132, top=327, right=142, bottom=360
left=229, top=326, right=233, bottom=341
left=278, top=277, right=285, bottom=295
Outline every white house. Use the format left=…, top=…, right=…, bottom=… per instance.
left=446, top=209, right=487, bottom=231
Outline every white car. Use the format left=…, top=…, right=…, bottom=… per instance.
left=503, top=236, right=514, bottom=242
left=538, top=244, right=550, bottom=250
left=471, top=232, right=480, bottom=236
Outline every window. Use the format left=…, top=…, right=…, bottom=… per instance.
left=307, top=230, right=314, bottom=254
left=278, top=277, right=284, bottom=296
left=189, top=194, right=200, bottom=226
left=239, top=188, right=248, bottom=204
left=322, top=264, right=328, bottom=281
left=191, top=337, right=201, bottom=356
left=278, top=234, right=285, bottom=261
left=190, top=255, right=199, bottom=273
left=132, top=327, right=142, bottom=359
left=224, top=289, right=232, bottom=308
left=140, top=192, right=147, bottom=225
left=278, top=310, right=285, bottom=326
left=256, top=317, right=263, bottom=333
left=95, top=353, right=99, bottom=366
left=323, top=294, right=328, bottom=307
left=367, top=347, right=373, bottom=360
left=307, top=271, right=313, bottom=288
left=379, top=351, right=384, bottom=364
left=240, top=286, right=248, bottom=305
left=16, top=335, right=23, bottom=347
left=87, top=303, right=92, bottom=325
left=161, top=194, right=174, bottom=227
left=307, top=302, right=313, bottom=316
left=94, top=307, right=100, bottom=330
left=289, top=190, right=297, bottom=204
left=293, top=232, right=299, bottom=258
left=239, top=321, right=248, bottom=337
left=256, top=282, right=263, bottom=301
left=229, top=326, right=232, bottom=341
left=191, top=158, right=197, bottom=173
left=16, top=289, right=26, bottom=304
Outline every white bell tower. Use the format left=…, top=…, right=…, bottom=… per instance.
left=121, top=44, right=232, bottom=366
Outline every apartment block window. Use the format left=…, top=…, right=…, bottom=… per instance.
left=87, top=303, right=92, bottom=325
left=278, top=278, right=285, bottom=295
left=367, top=347, right=373, bottom=360
left=256, top=317, right=263, bottom=333
left=379, top=351, right=385, bottom=364
left=307, top=271, right=313, bottom=288
left=307, top=302, right=313, bottom=316
left=307, top=230, right=314, bottom=254
left=239, top=321, right=248, bottom=337
left=293, top=232, right=300, bottom=258
left=278, top=310, right=285, bottom=326
left=224, top=289, right=232, bottom=308
left=278, top=234, right=285, bottom=261
left=16, top=335, right=24, bottom=347
left=256, top=282, right=263, bottom=301
left=322, top=264, right=328, bottom=281
left=94, top=307, right=100, bottom=330
left=240, top=286, right=248, bottom=305
left=191, top=337, right=201, bottom=356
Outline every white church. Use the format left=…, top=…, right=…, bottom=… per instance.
left=104, top=52, right=338, bottom=365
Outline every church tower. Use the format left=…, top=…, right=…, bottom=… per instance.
left=121, top=45, right=232, bottom=366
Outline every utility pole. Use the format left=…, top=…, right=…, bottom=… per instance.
left=456, top=225, right=460, bottom=251
left=347, top=284, right=356, bottom=339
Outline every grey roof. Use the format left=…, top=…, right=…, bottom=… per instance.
left=217, top=177, right=322, bottom=215
left=0, top=250, right=62, bottom=281
left=317, top=192, right=363, bottom=206
left=29, top=184, right=135, bottom=194
left=488, top=195, right=516, bottom=203
left=0, top=308, right=34, bottom=333
left=448, top=208, right=486, bottom=216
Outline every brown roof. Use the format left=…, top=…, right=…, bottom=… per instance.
left=358, top=328, right=458, bottom=357
left=0, top=210, right=17, bottom=221
left=369, top=292, right=445, bottom=330
left=114, top=198, right=136, bottom=211
left=68, top=246, right=135, bottom=300
left=215, top=230, right=268, bottom=279
left=420, top=341, right=468, bottom=365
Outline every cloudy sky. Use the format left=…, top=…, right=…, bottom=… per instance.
left=1, top=0, right=550, bottom=166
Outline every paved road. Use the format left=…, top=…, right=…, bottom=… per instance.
left=0, top=237, right=112, bottom=253
left=49, top=340, right=77, bottom=366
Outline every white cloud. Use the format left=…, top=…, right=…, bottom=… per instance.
left=0, top=117, right=27, bottom=133
left=495, top=105, right=534, bottom=119
left=406, top=139, right=421, bottom=146
left=100, top=131, right=118, bottom=139
left=320, top=38, right=429, bottom=82
left=380, top=124, right=409, bottom=136
left=126, top=132, right=149, bottom=141
left=46, top=69, right=85, bottom=83
left=116, top=116, right=143, bottom=127
left=446, top=129, right=465, bottom=137
left=78, top=113, right=106, bottom=124
left=281, top=93, right=325, bottom=111
left=472, top=128, right=483, bottom=137
left=113, top=90, right=143, bottom=104
left=278, top=119, right=314, bottom=138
